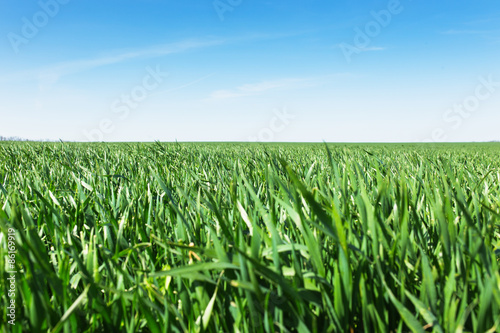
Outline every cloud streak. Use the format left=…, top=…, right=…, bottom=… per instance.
left=333, top=44, right=386, bottom=52
left=208, top=78, right=311, bottom=101
left=358, top=46, right=386, bottom=52
left=0, top=39, right=224, bottom=89
left=1, top=31, right=314, bottom=90
left=441, top=29, right=499, bottom=35
left=207, top=74, right=352, bottom=101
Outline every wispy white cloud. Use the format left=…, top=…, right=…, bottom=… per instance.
left=441, top=29, right=500, bottom=45
left=464, top=15, right=500, bottom=26
left=441, top=29, right=498, bottom=35
left=148, top=73, right=216, bottom=98
left=1, top=31, right=314, bottom=91
left=333, top=44, right=387, bottom=52
left=207, top=74, right=352, bottom=101
left=0, top=39, right=224, bottom=89
left=207, top=78, right=311, bottom=101
left=358, top=46, right=386, bottom=52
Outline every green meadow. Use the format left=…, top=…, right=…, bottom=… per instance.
left=1, top=142, right=499, bottom=332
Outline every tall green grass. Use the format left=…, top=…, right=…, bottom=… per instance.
left=1, top=142, right=499, bottom=332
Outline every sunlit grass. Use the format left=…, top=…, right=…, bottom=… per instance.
left=1, top=141, right=499, bottom=332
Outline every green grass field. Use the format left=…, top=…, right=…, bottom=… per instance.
left=1, top=142, right=499, bottom=332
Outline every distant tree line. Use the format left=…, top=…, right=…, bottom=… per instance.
left=0, top=136, right=28, bottom=141
left=0, top=136, right=38, bottom=141
left=0, top=136, right=61, bottom=142
left=0, top=136, right=48, bottom=142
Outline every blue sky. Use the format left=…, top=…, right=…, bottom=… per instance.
left=1, top=0, right=499, bottom=142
